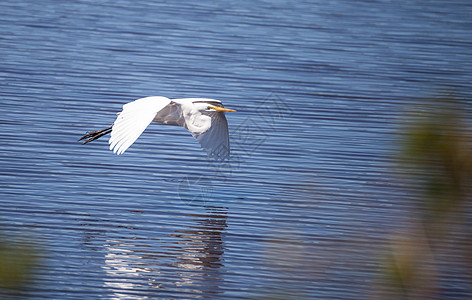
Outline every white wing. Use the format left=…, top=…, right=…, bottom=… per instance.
left=109, top=96, right=171, bottom=155
left=191, top=111, right=230, bottom=161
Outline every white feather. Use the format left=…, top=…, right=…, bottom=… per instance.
left=109, top=96, right=171, bottom=155
left=192, top=111, right=230, bottom=160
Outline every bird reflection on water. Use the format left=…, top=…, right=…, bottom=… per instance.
left=101, top=207, right=227, bottom=298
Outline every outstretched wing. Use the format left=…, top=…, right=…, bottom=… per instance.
left=192, top=111, right=230, bottom=161
left=109, top=96, right=171, bottom=155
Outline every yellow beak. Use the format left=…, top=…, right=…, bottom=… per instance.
left=211, top=106, right=236, bottom=112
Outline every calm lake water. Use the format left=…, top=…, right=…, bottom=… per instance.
left=1, top=0, right=471, bottom=299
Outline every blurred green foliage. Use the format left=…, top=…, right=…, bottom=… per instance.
left=0, top=239, right=37, bottom=291
left=379, top=95, right=472, bottom=299
left=402, top=98, right=471, bottom=227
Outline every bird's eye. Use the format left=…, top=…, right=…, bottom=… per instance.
left=207, top=106, right=213, bottom=110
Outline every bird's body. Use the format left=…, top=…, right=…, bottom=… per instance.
left=79, top=96, right=235, bottom=160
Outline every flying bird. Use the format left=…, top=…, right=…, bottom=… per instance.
left=79, top=96, right=236, bottom=160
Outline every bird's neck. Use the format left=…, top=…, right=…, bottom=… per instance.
left=184, top=110, right=211, bottom=134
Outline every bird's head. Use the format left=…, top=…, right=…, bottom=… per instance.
left=206, top=105, right=236, bottom=113
left=190, top=101, right=236, bottom=114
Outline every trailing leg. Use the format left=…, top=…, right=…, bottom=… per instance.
left=78, top=125, right=113, bottom=144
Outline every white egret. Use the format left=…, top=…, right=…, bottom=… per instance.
left=79, top=96, right=236, bottom=160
